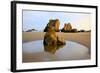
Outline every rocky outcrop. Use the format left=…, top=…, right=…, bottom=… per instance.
left=26, top=29, right=37, bottom=32
left=44, top=19, right=60, bottom=32
left=43, top=26, right=66, bottom=46
left=44, top=19, right=78, bottom=32
left=61, top=23, right=72, bottom=32
left=61, top=23, right=77, bottom=32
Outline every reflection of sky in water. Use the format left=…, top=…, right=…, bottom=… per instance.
left=22, top=40, right=90, bottom=62
left=23, top=40, right=44, bottom=53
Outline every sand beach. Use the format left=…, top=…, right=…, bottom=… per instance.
left=23, top=32, right=91, bottom=48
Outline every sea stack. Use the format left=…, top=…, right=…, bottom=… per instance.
left=44, top=19, right=60, bottom=32
left=43, top=20, right=66, bottom=46
left=61, top=23, right=72, bottom=32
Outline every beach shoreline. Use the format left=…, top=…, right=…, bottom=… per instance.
left=23, top=32, right=91, bottom=48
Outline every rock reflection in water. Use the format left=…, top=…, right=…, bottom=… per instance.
left=22, top=40, right=90, bottom=63
left=44, top=44, right=65, bottom=54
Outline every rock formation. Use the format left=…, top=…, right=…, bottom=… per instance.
left=26, top=29, right=37, bottom=32
left=44, top=19, right=78, bottom=32
left=44, top=44, right=65, bottom=54
left=61, top=23, right=77, bottom=32
left=44, top=19, right=60, bottom=32
left=61, top=23, right=72, bottom=32
left=43, top=25, right=66, bottom=46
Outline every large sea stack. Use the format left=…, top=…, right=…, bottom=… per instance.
left=44, top=19, right=60, bottom=32
left=43, top=23, right=66, bottom=46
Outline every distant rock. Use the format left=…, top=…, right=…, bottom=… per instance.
left=78, top=30, right=85, bottom=32
left=71, top=29, right=77, bottom=32
left=64, top=23, right=72, bottom=31
left=61, top=23, right=78, bottom=33
left=26, top=29, right=37, bottom=32
left=61, top=23, right=73, bottom=32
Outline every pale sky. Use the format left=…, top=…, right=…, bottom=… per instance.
left=22, top=10, right=91, bottom=31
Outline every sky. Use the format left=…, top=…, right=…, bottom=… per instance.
left=22, top=10, right=91, bottom=31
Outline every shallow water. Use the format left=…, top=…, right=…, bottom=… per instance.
left=22, top=40, right=90, bottom=63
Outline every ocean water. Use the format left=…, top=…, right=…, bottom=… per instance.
left=22, top=40, right=90, bottom=63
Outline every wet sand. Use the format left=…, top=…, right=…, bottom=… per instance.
left=23, top=32, right=91, bottom=48
left=22, top=32, right=91, bottom=63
